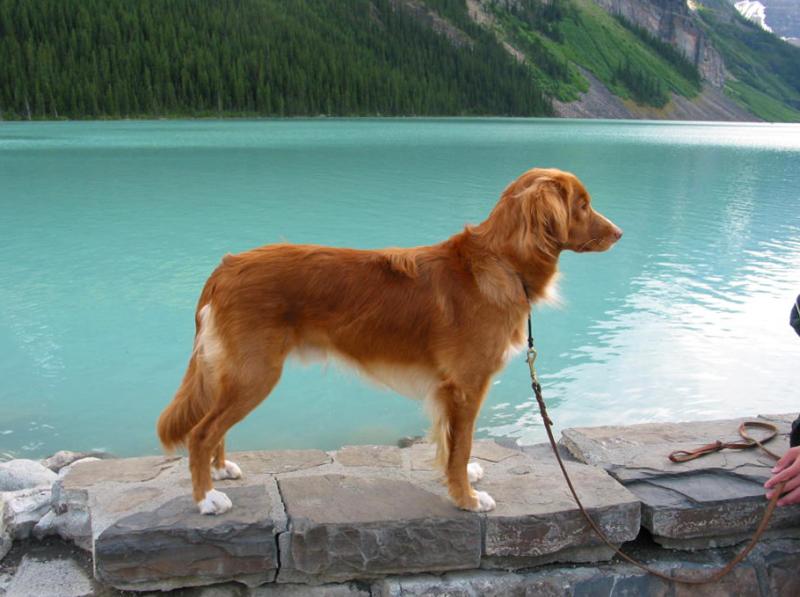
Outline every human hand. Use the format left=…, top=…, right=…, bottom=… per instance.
left=765, top=446, right=800, bottom=506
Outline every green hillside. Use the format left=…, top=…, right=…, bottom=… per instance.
left=489, top=0, right=703, bottom=107
left=0, top=0, right=798, bottom=120
left=696, top=0, right=800, bottom=121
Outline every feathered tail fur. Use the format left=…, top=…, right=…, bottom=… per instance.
left=157, top=304, right=216, bottom=451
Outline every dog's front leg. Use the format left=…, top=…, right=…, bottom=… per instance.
left=434, top=381, right=495, bottom=512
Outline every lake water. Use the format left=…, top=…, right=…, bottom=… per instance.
left=1, top=119, right=799, bottom=459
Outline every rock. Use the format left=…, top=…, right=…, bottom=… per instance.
left=62, top=454, right=181, bottom=485
left=5, top=554, right=95, bottom=597
left=470, top=441, right=520, bottom=463
left=397, top=435, right=424, bottom=448
left=56, top=457, right=101, bottom=480
left=250, top=583, right=369, bottom=596
left=64, top=454, right=287, bottom=591
left=0, top=565, right=11, bottom=593
left=372, top=556, right=769, bottom=597
left=478, top=448, right=640, bottom=569
left=94, top=485, right=281, bottom=591
left=2, top=486, right=52, bottom=540
left=0, top=531, right=11, bottom=562
left=403, top=441, right=641, bottom=570
left=53, top=455, right=185, bottom=553
left=0, top=459, right=57, bottom=491
left=334, top=445, right=402, bottom=468
left=277, top=474, right=482, bottom=584
left=480, top=464, right=640, bottom=568
left=756, top=539, right=800, bottom=596
left=0, top=495, right=11, bottom=560
left=560, top=414, right=800, bottom=549
left=372, top=566, right=672, bottom=597
left=32, top=509, right=56, bottom=540
left=228, top=450, right=331, bottom=475
left=48, top=457, right=108, bottom=550
left=49, top=480, right=92, bottom=550
left=151, top=582, right=370, bottom=596
left=41, top=450, right=111, bottom=473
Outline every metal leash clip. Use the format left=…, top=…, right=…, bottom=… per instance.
left=526, top=316, right=550, bottom=425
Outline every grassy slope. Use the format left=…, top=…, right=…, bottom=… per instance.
left=488, top=0, right=702, bottom=108
left=695, top=0, right=800, bottom=121
left=560, top=0, right=702, bottom=99
left=477, top=0, right=800, bottom=120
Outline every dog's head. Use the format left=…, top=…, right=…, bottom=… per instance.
left=486, top=168, right=622, bottom=261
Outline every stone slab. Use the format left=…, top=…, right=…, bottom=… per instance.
left=372, top=566, right=668, bottom=597
left=560, top=413, right=800, bottom=548
left=373, top=538, right=800, bottom=597
left=276, top=473, right=482, bottom=584
left=60, top=452, right=292, bottom=591
left=228, top=450, right=331, bottom=475
left=160, top=582, right=371, bottom=596
left=334, top=445, right=402, bottom=468
left=95, top=485, right=280, bottom=591
left=475, top=445, right=640, bottom=569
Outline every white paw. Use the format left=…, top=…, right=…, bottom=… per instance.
left=474, top=490, right=496, bottom=512
left=197, top=489, right=232, bottom=515
left=211, top=460, right=242, bottom=481
left=467, top=462, right=484, bottom=483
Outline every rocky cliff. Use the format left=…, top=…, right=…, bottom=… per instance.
left=593, top=0, right=726, bottom=87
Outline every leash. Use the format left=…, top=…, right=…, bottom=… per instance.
left=668, top=421, right=781, bottom=463
left=525, top=313, right=785, bottom=585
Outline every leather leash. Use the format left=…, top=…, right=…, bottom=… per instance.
left=668, top=421, right=781, bottom=463
left=525, top=314, right=785, bottom=585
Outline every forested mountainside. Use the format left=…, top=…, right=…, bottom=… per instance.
left=0, top=0, right=798, bottom=121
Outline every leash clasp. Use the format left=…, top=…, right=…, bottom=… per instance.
left=526, top=347, right=539, bottom=381
left=526, top=314, right=551, bottom=426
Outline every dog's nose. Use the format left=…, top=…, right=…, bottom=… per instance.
left=613, top=227, right=623, bottom=241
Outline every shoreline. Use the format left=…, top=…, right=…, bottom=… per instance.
left=0, top=113, right=780, bottom=124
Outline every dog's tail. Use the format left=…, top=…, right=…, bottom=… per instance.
left=157, top=305, right=216, bottom=451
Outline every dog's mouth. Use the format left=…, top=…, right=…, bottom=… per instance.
left=574, top=235, right=620, bottom=253
left=575, top=238, right=600, bottom=252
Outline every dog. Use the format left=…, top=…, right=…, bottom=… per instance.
left=157, top=167, right=622, bottom=515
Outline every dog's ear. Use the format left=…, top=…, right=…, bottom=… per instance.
left=518, top=177, right=570, bottom=257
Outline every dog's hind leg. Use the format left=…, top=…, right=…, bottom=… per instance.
left=211, top=439, right=242, bottom=481
left=189, top=361, right=284, bottom=515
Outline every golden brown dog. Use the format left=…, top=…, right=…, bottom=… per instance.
left=157, top=167, right=622, bottom=514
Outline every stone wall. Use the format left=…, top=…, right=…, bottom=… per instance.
left=2, top=414, right=799, bottom=595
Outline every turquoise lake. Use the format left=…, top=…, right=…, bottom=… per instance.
left=1, top=118, right=799, bottom=459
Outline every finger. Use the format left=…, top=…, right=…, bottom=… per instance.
left=778, top=485, right=800, bottom=507
left=779, top=474, right=800, bottom=496
left=766, top=473, right=800, bottom=500
left=765, top=460, right=800, bottom=488
left=772, top=447, right=800, bottom=472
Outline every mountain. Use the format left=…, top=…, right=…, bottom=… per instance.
left=751, top=0, right=800, bottom=39
left=0, top=0, right=798, bottom=121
